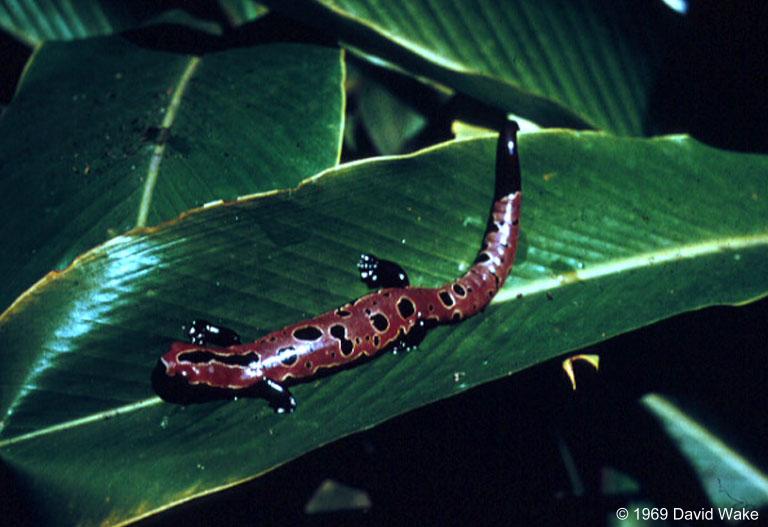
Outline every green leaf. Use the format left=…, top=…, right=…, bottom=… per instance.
left=356, top=73, right=427, bottom=154
left=135, top=9, right=226, bottom=36
left=267, top=0, right=676, bottom=135
left=0, top=1, right=181, bottom=44
left=643, top=394, right=768, bottom=509
left=217, top=0, right=269, bottom=27
left=1, top=132, right=766, bottom=525
left=0, top=1, right=270, bottom=44
left=0, top=37, right=344, bottom=310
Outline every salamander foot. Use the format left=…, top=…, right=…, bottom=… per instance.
left=186, top=319, right=242, bottom=347
left=262, top=379, right=297, bottom=414
left=358, top=253, right=410, bottom=289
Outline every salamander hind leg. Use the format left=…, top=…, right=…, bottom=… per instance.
left=391, top=318, right=438, bottom=354
left=357, top=253, right=410, bottom=288
left=186, top=319, right=241, bottom=347
left=261, top=379, right=297, bottom=414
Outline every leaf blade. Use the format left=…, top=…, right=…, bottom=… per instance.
left=268, top=0, right=676, bottom=134
left=1, top=132, right=767, bottom=525
left=0, top=38, right=345, bottom=310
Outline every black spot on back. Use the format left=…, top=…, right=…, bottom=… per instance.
left=452, top=284, right=466, bottom=297
left=439, top=291, right=455, bottom=307
left=397, top=297, right=415, bottom=318
left=330, top=325, right=346, bottom=339
left=370, top=313, right=389, bottom=332
left=336, top=309, right=352, bottom=318
left=278, top=347, right=298, bottom=366
left=330, top=324, right=354, bottom=356
left=293, top=326, right=322, bottom=341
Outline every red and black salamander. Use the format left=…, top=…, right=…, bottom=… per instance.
left=159, top=120, right=522, bottom=412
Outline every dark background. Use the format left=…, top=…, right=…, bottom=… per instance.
left=1, top=1, right=767, bottom=525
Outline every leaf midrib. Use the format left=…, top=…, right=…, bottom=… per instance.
left=135, top=56, right=201, bottom=227
left=494, top=232, right=768, bottom=303
left=0, top=397, right=162, bottom=447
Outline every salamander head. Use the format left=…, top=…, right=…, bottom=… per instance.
left=160, top=341, right=265, bottom=389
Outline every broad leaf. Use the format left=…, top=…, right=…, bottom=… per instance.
left=218, top=0, right=269, bottom=27
left=0, top=37, right=344, bottom=310
left=1, top=132, right=767, bottom=525
left=268, top=0, right=677, bottom=135
left=643, top=394, right=768, bottom=509
left=0, top=1, right=192, bottom=44
left=0, top=1, right=268, bottom=44
left=356, top=74, right=427, bottom=154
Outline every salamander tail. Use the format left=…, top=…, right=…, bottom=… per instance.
left=494, top=119, right=521, bottom=199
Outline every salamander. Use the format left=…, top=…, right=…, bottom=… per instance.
left=159, top=120, right=522, bottom=413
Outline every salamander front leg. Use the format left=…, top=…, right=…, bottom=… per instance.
left=262, top=379, right=297, bottom=414
left=186, top=319, right=241, bottom=347
left=358, top=253, right=410, bottom=288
